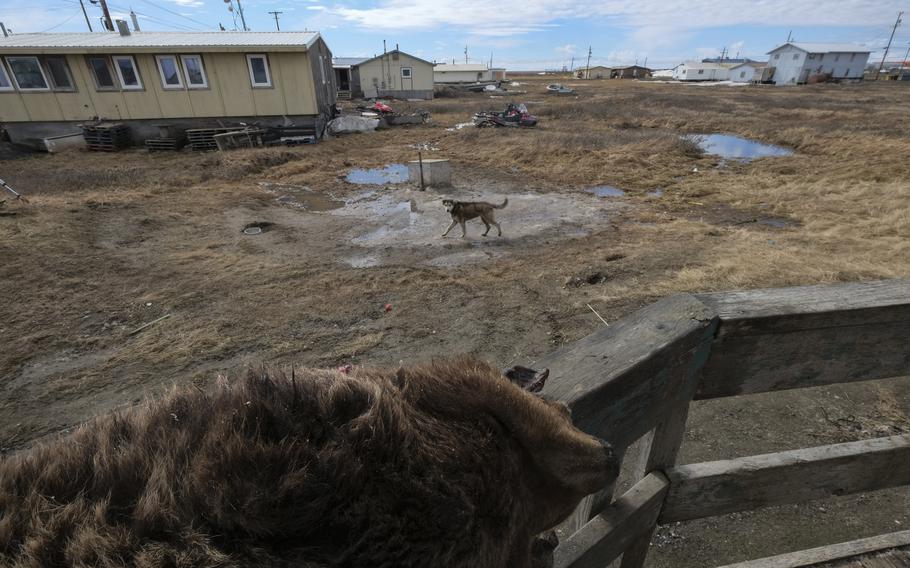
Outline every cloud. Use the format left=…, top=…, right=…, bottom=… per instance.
left=555, top=44, right=577, bottom=56
left=331, top=0, right=905, bottom=41
left=306, top=5, right=326, bottom=9
left=169, top=0, right=204, bottom=7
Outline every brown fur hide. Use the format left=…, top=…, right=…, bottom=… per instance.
left=0, top=358, right=617, bottom=567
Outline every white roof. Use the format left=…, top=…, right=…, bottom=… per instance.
left=435, top=64, right=488, bottom=72
left=730, top=61, right=768, bottom=69
left=680, top=61, right=736, bottom=70
left=768, top=42, right=871, bottom=54
left=0, top=31, right=320, bottom=52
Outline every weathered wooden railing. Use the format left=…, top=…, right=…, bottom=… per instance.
left=536, top=279, right=910, bottom=568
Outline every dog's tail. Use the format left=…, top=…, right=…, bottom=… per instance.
left=494, top=198, right=508, bottom=209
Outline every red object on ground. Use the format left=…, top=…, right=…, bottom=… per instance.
left=384, top=303, right=393, bottom=312
left=338, top=364, right=353, bottom=374
left=373, top=101, right=393, bottom=114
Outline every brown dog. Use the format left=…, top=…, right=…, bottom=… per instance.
left=442, top=198, right=508, bottom=238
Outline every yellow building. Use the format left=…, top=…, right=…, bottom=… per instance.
left=333, top=50, right=434, bottom=100
left=0, top=29, right=336, bottom=143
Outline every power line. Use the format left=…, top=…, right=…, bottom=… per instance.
left=65, top=0, right=205, bottom=31
left=138, top=0, right=217, bottom=29
left=36, top=10, right=80, bottom=32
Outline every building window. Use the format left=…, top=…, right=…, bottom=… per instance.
left=697, top=69, right=704, bottom=74
left=808, top=54, right=815, bottom=59
left=5, top=56, right=49, bottom=91
left=112, top=55, right=143, bottom=90
left=181, top=55, right=207, bottom=88
left=834, top=54, right=840, bottom=62
left=88, top=57, right=117, bottom=89
left=0, top=60, right=15, bottom=91
left=774, top=53, right=780, bottom=59
left=401, top=66, right=412, bottom=78
left=155, top=55, right=183, bottom=89
left=44, top=57, right=75, bottom=91
left=851, top=53, right=856, bottom=62
left=246, top=54, right=272, bottom=87
left=819, top=54, right=824, bottom=61
left=793, top=54, right=799, bottom=60
left=740, top=71, right=746, bottom=78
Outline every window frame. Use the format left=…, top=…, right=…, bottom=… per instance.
left=246, top=53, right=272, bottom=88
left=5, top=56, right=51, bottom=92
left=0, top=60, right=14, bottom=92
left=112, top=55, right=144, bottom=90
left=155, top=54, right=184, bottom=89
left=44, top=56, right=76, bottom=91
left=180, top=54, right=208, bottom=89
left=401, top=66, right=412, bottom=78
left=87, top=56, right=119, bottom=90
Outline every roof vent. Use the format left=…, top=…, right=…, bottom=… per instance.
left=116, top=19, right=131, bottom=36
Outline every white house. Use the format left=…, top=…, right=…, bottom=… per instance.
left=433, top=63, right=493, bottom=84
left=730, top=61, right=770, bottom=83
left=672, top=61, right=736, bottom=81
left=766, top=42, right=870, bottom=85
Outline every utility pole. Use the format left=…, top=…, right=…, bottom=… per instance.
left=267, top=10, right=282, bottom=30
left=903, top=43, right=910, bottom=67
left=877, top=11, right=903, bottom=80
left=98, top=0, right=114, bottom=31
left=464, top=45, right=468, bottom=64
left=79, top=0, right=93, bottom=31
left=585, top=45, right=592, bottom=78
left=0, top=22, right=7, bottom=37
left=569, top=56, right=574, bottom=72
left=236, top=0, right=248, bottom=31
left=787, top=30, right=792, bottom=42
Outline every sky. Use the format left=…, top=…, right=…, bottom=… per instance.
left=2, top=0, right=909, bottom=69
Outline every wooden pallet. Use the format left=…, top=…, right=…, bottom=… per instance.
left=82, top=123, right=131, bottom=152
left=144, top=137, right=186, bottom=152
left=185, top=127, right=237, bottom=151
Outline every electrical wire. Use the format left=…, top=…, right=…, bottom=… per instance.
left=36, top=10, right=81, bottom=32
left=137, top=0, right=217, bottom=30
left=61, top=0, right=204, bottom=32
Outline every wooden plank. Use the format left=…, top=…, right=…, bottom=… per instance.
left=660, top=434, right=910, bottom=523
left=717, top=530, right=910, bottom=568
left=694, top=279, right=910, bottom=399
left=554, top=473, right=669, bottom=568
left=536, top=294, right=718, bottom=451
left=619, top=401, right=694, bottom=568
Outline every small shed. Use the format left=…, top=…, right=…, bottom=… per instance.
left=672, top=61, right=736, bottom=81
left=577, top=65, right=612, bottom=79
left=433, top=64, right=493, bottom=84
left=334, top=50, right=434, bottom=100
left=612, top=65, right=652, bottom=79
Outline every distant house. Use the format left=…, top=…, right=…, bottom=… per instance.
left=672, top=61, right=736, bottom=81
left=766, top=42, right=870, bottom=85
left=577, top=65, right=612, bottom=79
left=332, top=50, right=433, bottom=100
left=730, top=61, right=771, bottom=83
left=433, top=64, right=493, bottom=84
left=0, top=29, right=336, bottom=143
left=613, top=65, right=652, bottom=79
left=491, top=67, right=507, bottom=80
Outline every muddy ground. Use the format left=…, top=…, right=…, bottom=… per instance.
left=1, top=76, right=909, bottom=566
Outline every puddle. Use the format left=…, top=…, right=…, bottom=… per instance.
left=590, top=186, right=626, bottom=198
left=242, top=221, right=274, bottom=234
left=344, top=255, right=382, bottom=268
left=687, top=134, right=793, bottom=161
left=647, top=189, right=663, bottom=198
left=758, top=217, right=798, bottom=229
left=258, top=182, right=343, bottom=211
left=346, top=164, right=409, bottom=185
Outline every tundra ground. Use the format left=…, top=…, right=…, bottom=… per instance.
left=1, top=76, right=909, bottom=566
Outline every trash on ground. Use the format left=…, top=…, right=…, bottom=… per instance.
left=546, top=83, right=575, bottom=95
left=328, top=116, right=381, bottom=135
left=473, top=103, right=538, bottom=128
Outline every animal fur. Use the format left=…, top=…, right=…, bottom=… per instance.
left=0, top=358, right=617, bottom=568
left=442, top=198, right=508, bottom=238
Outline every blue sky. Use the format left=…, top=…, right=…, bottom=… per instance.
left=3, top=0, right=909, bottom=69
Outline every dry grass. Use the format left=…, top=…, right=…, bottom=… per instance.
left=1, top=76, right=909, bottom=450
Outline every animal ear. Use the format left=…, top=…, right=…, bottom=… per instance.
left=502, top=366, right=549, bottom=393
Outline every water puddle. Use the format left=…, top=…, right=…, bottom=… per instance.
left=258, top=182, right=343, bottom=211
left=345, top=164, right=409, bottom=185
left=687, top=134, right=793, bottom=161
left=647, top=189, right=663, bottom=198
left=590, top=186, right=626, bottom=198
left=758, top=217, right=798, bottom=229
left=344, top=255, right=382, bottom=268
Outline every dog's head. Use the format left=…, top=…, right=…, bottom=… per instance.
left=442, top=199, right=456, bottom=212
